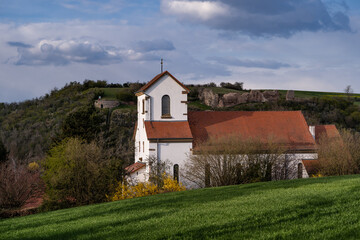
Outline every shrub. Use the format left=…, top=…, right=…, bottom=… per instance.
left=109, top=173, right=186, bottom=201
left=28, top=162, right=40, bottom=172
left=116, top=90, right=136, bottom=102
left=42, top=138, right=112, bottom=208
left=0, top=162, right=41, bottom=209
left=109, top=182, right=159, bottom=201
left=220, top=82, right=243, bottom=91
left=162, top=174, right=186, bottom=192
left=184, top=135, right=286, bottom=188
left=60, top=106, right=103, bottom=142
left=318, top=129, right=360, bottom=176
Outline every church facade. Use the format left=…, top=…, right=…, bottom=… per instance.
left=127, top=71, right=339, bottom=185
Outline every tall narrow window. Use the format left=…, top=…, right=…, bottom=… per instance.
left=139, top=141, right=140, bottom=152
left=162, top=95, right=170, bottom=117
left=173, top=164, right=179, bottom=182
left=298, top=163, right=303, bottom=179
left=143, top=141, right=144, bottom=153
left=142, top=99, right=145, bottom=114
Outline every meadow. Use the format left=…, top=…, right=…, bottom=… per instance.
left=1, top=175, right=360, bottom=239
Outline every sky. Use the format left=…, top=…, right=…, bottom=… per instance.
left=1, top=0, right=360, bottom=102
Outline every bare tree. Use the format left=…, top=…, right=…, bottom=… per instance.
left=184, top=135, right=288, bottom=188
left=344, top=85, right=353, bottom=99
left=318, top=128, right=360, bottom=176
left=147, top=156, right=170, bottom=187
left=0, top=161, right=41, bottom=210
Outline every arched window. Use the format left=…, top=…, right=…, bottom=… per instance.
left=162, top=95, right=170, bottom=117
left=173, top=164, right=179, bottom=182
left=298, top=163, right=303, bottom=179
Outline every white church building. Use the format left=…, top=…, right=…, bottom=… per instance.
left=126, top=71, right=339, bottom=185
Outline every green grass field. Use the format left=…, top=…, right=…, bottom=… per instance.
left=2, top=175, right=360, bottom=239
left=99, top=88, right=129, bottom=100
left=277, top=89, right=360, bottom=99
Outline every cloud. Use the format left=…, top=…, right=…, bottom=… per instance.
left=59, top=0, right=124, bottom=14
left=6, top=39, right=161, bottom=66
left=161, top=0, right=351, bottom=37
left=210, top=56, right=291, bottom=69
left=161, top=0, right=230, bottom=21
left=134, top=39, right=175, bottom=52
left=7, top=41, right=33, bottom=48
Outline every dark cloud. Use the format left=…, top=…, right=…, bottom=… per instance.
left=162, top=0, right=351, bottom=37
left=134, top=39, right=175, bottom=52
left=7, top=41, right=33, bottom=48
left=210, top=56, right=291, bottom=69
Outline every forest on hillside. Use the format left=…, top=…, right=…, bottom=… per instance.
left=0, top=81, right=137, bottom=165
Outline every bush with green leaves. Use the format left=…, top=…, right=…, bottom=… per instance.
left=60, top=106, right=104, bottom=142
left=116, top=90, right=136, bottom=102
left=41, top=138, right=113, bottom=209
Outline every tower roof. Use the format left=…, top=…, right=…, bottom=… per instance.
left=136, top=71, right=190, bottom=95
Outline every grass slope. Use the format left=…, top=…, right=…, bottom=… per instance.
left=2, top=175, right=360, bottom=239
left=277, top=90, right=360, bottom=99
left=99, top=88, right=129, bottom=100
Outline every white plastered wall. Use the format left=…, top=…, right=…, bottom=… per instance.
left=157, top=142, right=193, bottom=182
left=145, top=74, right=188, bottom=121
left=285, top=153, right=318, bottom=179
left=128, top=167, right=147, bottom=184
left=135, top=94, right=150, bottom=163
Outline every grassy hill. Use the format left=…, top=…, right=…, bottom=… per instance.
left=2, top=175, right=360, bottom=239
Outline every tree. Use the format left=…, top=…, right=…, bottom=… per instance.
left=42, top=138, right=112, bottom=208
left=344, top=85, right=354, bottom=100
left=0, top=140, right=8, bottom=163
left=0, top=162, right=41, bottom=210
left=344, top=85, right=353, bottom=95
left=60, top=106, right=103, bottom=142
left=184, top=135, right=287, bottom=188
left=318, top=129, right=360, bottom=176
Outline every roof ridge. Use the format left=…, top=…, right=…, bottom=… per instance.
left=136, top=71, right=189, bottom=93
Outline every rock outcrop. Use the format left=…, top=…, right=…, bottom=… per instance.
left=263, top=90, right=280, bottom=102
left=248, top=90, right=267, bottom=103
left=286, top=90, right=295, bottom=101
left=198, top=89, right=282, bottom=108
left=198, top=88, right=220, bottom=108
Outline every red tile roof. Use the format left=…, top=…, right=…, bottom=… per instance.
left=145, top=121, right=193, bottom=140
left=136, top=71, right=190, bottom=93
left=315, top=125, right=340, bottom=143
left=125, top=162, right=146, bottom=173
left=188, top=111, right=317, bottom=151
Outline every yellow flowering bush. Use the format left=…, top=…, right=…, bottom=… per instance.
left=109, top=173, right=186, bottom=201
left=311, top=172, right=324, bottom=178
left=162, top=174, right=186, bottom=192
left=109, top=182, right=159, bottom=201
left=28, top=161, right=40, bottom=172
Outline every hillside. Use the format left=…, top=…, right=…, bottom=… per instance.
left=1, top=81, right=360, bottom=164
left=1, top=175, right=360, bottom=239
left=0, top=82, right=136, bottom=164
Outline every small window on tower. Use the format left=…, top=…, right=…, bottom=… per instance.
left=142, top=99, right=145, bottom=114
left=139, top=141, right=141, bottom=152
left=143, top=141, right=144, bottom=153
left=173, top=164, right=179, bottom=182
left=161, top=95, right=171, bottom=118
